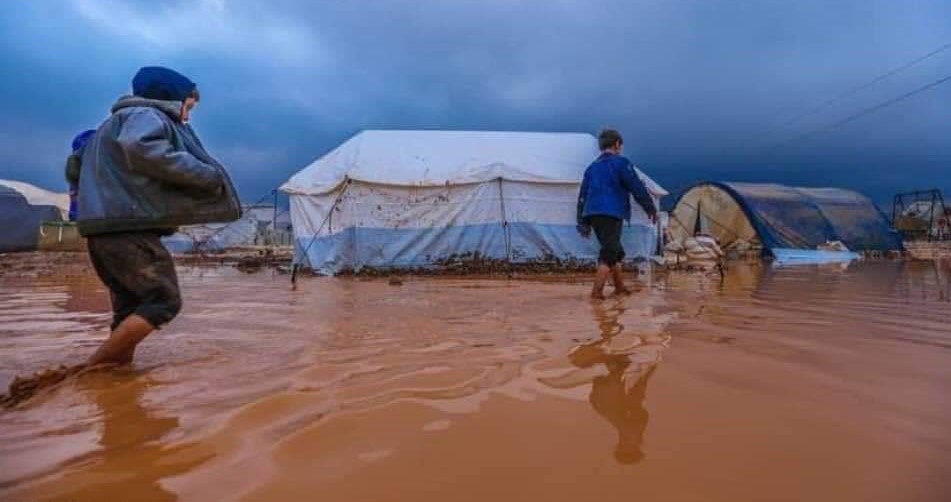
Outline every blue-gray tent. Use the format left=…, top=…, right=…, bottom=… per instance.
left=669, top=182, right=902, bottom=255
left=0, top=180, right=69, bottom=253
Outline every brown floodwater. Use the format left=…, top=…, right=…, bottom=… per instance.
left=1, top=256, right=950, bottom=501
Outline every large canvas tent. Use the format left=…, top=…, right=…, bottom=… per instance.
left=669, top=182, right=901, bottom=255
left=281, top=130, right=666, bottom=274
left=0, top=179, right=69, bottom=253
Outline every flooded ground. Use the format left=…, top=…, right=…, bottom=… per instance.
left=1, top=255, right=950, bottom=501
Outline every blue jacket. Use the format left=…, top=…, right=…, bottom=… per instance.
left=74, top=95, right=241, bottom=236
left=577, top=153, right=657, bottom=223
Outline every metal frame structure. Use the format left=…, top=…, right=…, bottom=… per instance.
left=892, top=189, right=948, bottom=241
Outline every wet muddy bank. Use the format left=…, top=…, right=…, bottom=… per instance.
left=0, top=250, right=294, bottom=277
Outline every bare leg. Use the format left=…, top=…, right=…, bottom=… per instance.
left=591, top=264, right=611, bottom=300
left=86, top=314, right=154, bottom=367
left=612, top=264, right=633, bottom=296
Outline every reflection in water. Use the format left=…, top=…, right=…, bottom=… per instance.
left=592, top=363, right=655, bottom=464
left=23, top=373, right=212, bottom=502
left=83, top=374, right=179, bottom=501
left=568, top=299, right=667, bottom=465
left=930, top=259, right=951, bottom=302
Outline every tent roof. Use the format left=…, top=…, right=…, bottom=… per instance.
left=281, top=130, right=667, bottom=196
left=674, top=181, right=901, bottom=252
left=0, top=179, right=69, bottom=217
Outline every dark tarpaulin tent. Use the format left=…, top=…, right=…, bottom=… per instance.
left=669, top=182, right=902, bottom=254
left=0, top=182, right=67, bottom=253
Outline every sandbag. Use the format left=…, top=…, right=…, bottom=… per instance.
left=725, top=239, right=752, bottom=252
left=664, top=240, right=685, bottom=253
left=663, top=252, right=683, bottom=266
left=684, top=236, right=723, bottom=256
left=687, top=259, right=719, bottom=271
left=687, top=251, right=719, bottom=262
left=684, top=235, right=724, bottom=269
left=664, top=235, right=724, bottom=271
left=817, top=240, right=849, bottom=252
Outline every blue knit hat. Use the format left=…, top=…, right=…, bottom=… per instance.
left=132, top=66, right=198, bottom=102
left=71, top=129, right=96, bottom=152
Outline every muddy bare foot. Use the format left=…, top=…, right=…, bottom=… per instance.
left=0, top=363, right=118, bottom=410
left=613, top=287, right=634, bottom=297
left=114, top=347, right=136, bottom=366
left=590, top=292, right=607, bottom=300
left=85, top=349, right=134, bottom=368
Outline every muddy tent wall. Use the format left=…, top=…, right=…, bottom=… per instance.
left=669, top=182, right=901, bottom=254
left=0, top=183, right=65, bottom=253
left=282, top=130, right=667, bottom=274
left=287, top=180, right=659, bottom=273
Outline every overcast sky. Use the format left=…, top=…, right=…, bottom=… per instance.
left=1, top=0, right=948, bottom=205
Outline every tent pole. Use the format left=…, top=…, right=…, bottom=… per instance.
left=272, top=189, right=278, bottom=247
left=497, top=178, right=512, bottom=266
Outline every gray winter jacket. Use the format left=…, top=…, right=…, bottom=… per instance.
left=76, top=96, right=241, bottom=236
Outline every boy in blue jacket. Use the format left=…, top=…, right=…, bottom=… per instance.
left=577, top=129, right=657, bottom=299
left=74, top=66, right=241, bottom=367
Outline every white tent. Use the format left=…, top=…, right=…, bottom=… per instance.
left=281, top=130, right=667, bottom=274
left=0, top=180, right=71, bottom=253
left=0, top=179, right=69, bottom=219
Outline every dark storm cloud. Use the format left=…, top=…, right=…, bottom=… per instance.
left=1, top=0, right=948, bottom=204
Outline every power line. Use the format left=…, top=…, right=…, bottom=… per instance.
left=763, top=74, right=951, bottom=152
left=756, top=42, right=950, bottom=140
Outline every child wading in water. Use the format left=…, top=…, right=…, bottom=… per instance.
left=2, top=66, right=241, bottom=408
left=77, top=66, right=242, bottom=367
left=576, top=129, right=657, bottom=299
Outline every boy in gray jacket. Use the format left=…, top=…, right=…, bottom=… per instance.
left=75, top=66, right=241, bottom=367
